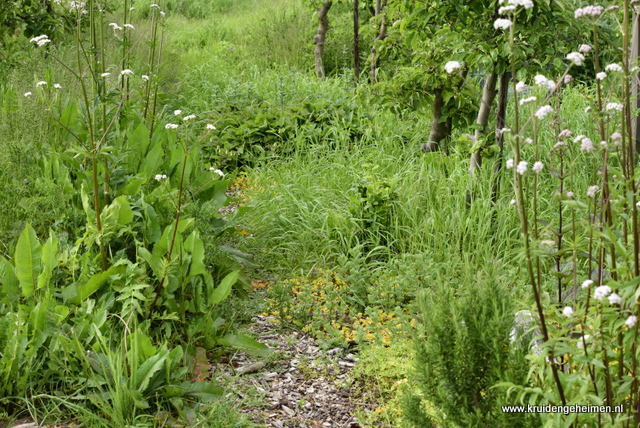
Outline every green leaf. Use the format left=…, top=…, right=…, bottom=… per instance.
left=14, top=223, right=42, bottom=297
left=139, top=247, right=164, bottom=279
left=37, top=230, right=58, bottom=290
left=209, top=270, right=239, bottom=305
left=184, top=231, right=207, bottom=277
left=178, top=381, right=223, bottom=402
left=135, top=350, right=169, bottom=394
left=114, top=196, right=134, bottom=225
left=63, top=265, right=127, bottom=304
left=0, top=257, right=20, bottom=306
left=219, top=333, right=270, bottom=357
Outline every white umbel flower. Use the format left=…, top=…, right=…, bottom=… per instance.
left=532, top=161, right=544, bottom=173
left=566, top=52, right=585, bottom=66
left=444, top=61, right=461, bottom=74
left=535, top=105, right=553, bottom=119
left=594, top=285, right=612, bottom=300
left=516, top=161, right=528, bottom=175
left=120, top=69, right=134, bottom=76
left=562, top=306, right=574, bottom=317
left=165, top=123, right=179, bottom=129
left=494, top=19, right=512, bottom=30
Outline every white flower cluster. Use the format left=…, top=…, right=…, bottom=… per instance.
left=519, top=96, right=537, bottom=105
left=109, top=22, right=123, bottom=31
left=587, top=185, right=599, bottom=198
left=574, top=5, right=604, bottom=19
left=183, top=114, right=196, bottom=121
left=558, top=129, right=572, bottom=138
left=515, top=81, right=528, bottom=92
left=566, top=52, right=585, bottom=66
left=532, top=161, right=544, bottom=173
left=69, top=1, right=86, bottom=12
left=206, top=124, right=216, bottom=130
left=579, top=44, right=592, bottom=53
left=534, top=75, right=556, bottom=91
left=593, top=285, right=611, bottom=300
left=30, top=34, right=51, bottom=47
left=516, top=161, right=528, bottom=175
left=154, top=174, right=167, bottom=181
left=498, top=0, right=534, bottom=9
left=605, top=63, right=623, bottom=72
left=596, top=72, right=607, bottom=80
left=120, top=69, right=134, bottom=76
left=534, top=105, right=553, bottom=119
left=605, top=103, right=623, bottom=112
left=627, top=316, right=637, bottom=328
left=562, top=306, right=574, bottom=317
left=494, top=18, right=512, bottom=30
left=209, top=168, right=225, bottom=177
left=444, top=61, right=461, bottom=74
left=165, top=123, right=179, bottom=129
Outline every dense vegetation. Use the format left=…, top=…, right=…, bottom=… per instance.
left=1, top=0, right=639, bottom=427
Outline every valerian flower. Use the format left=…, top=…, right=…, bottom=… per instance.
left=206, top=124, right=216, bottom=130
left=605, top=103, right=623, bottom=112
left=30, top=35, right=51, bottom=46
left=519, top=96, right=537, bottom=105
left=626, top=316, right=637, bottom=328
left=574, top=5, right=604, bottom=18
left=120, top=69, right=134, bottom=76
left=165, top=123, right=179, bottom=129
left=24, top=92, right=32, bottom=97
left=506, top=159, right=514, bottom=169
left=579, top=44, right=592, bottom=53
left=515, top=81, right=527, bottom=92
left=558, top=129, right=572, bottom=138
left=582, top=279, right=593, bottom=288
left=36, top=81, right=47, bottom=86
left=605, top=63, right=623, bottom=72
left=154, top=174, right=167, bottom=181
left=535, top=105, right=553, bottom=119
left=494, top=19, right=512, bottom=30
left=580, top=138, right=594, bottom=152
left=532, top=161, right=544, bottom=173
left=587, top=185, right=599, bottom=197
left=594, top=285, right=612, bottom=300
left=596, top=72, right=607, bottom=80
left=183, top=114, right=196, bottom=121
left=566, top=52, right=585, bottom=66
left=209, top=168, right=225, bottom=177
left=174, top=110, right=182, bottom=116
left=562, top=306, right=574, bottom=317
left=608, top=293, right=622, bottom=305
left=516, top=161, right=528, bottom=175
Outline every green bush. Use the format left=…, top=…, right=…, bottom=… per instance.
left=404, top=268, right=539, bottom=428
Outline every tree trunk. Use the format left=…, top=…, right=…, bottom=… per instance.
left=631, top=12, right=640, bottom=155
left=422, top=88, right=449, bottom=152
left=353, top=0, right=360, bottom=82
left=369, top=0, right=387, bottom=83
left=314, top=0, right=333, bottom=79
left=469, top=72, right=499, bottom=174
left=491, top=71, right=510, bottom=206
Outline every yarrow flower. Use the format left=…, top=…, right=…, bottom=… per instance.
left=494, top=18, right=512, bottom=30
left=183, top=114, right=196, bottom=121
left=515, top=81, right=527, bottom=92
left=566, top=52, right=585, bottom=66
left=206, top=124, right=216, bottom=130
left=519, top=96, right=537, bottom=105
left=120, top=69, right=134, bottom=76
left=564, top=75, right=573, bottom=84
left=109, top=22, right=123, bottom=31
left=209, top=168, right=225, bottom=177
left=36, top=81, right=47, bottom=87
left=498, top=5, right=516, bottom=14
left=165, top=123, right=179, bottom=129
left=587, top=185, right=599, bottom=197
left=540, top=240, right=556, bottom=246
left=585, top=106, right=592, bottom=113
left=594, top=285, right=612, bottom=300
left=562, top=306, right=574, bottom=317
left=579, top=44, right=592, bottom=53
left=160, top=11, right=166, bottom=17
left=566, top=191, right=574, bottom=197
left=142, top=75, right=149, bottom=81
left=626, top=316, right=637, bottom=328
left=532, top=161, right=544, bottom=173
left=606, top=103, right=623, bottom=112
left=510, top=199, right=516, bottom=205
left=574, top=5, right=604, bottom=19
left=154, top=174, right=167, bottom=181
left=101, top=72, right=111, bottom=77
left=53, top=83, right=61, bottom=89
left=580, top=138, right=594, bottom=152
left=444, top=61, right=461, bottom=74
left=24, top=92, right=32, bottom=97
left=123, top=24, right=134, bottom=30
left=608, top=293, right=622, bottom=305
left=558, top=129, right=572, bottom=138
left=582, top=279, right=593, bottom=288
left=535, top=105, right=553, bottom=119
left=534, top=75, right=556, bottom=91
left=516, top=161, right=528, bottom=175
left=524, top=138, right=533, bottom=144
left=150, top=3, right=159, bottom=8
left=174, top=110, right=182, bottom=116
left=605, top=63, right=623, bottom=72
left=506, top=159, right=514, bottom=169
left=596, top=72, right=607, bottom=80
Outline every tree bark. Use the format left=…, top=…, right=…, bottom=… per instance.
left=422, top=88, right=449, bottom=152
left=631, top=12, right=640, bottom=155
left=469, top=72, right=499, bottom=174
left=353, top=0, right=360, bottom=82
left=369, top=0, right=387, bottom=83
left=314, top=0, right=333, bottom=79
left=491, top=71, right=510, bottom=206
